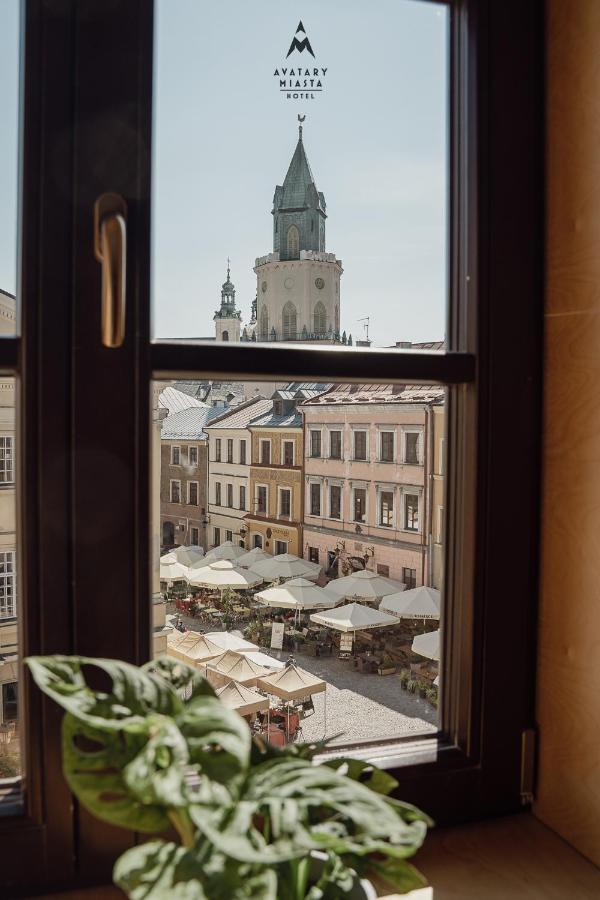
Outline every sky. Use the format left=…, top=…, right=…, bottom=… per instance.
left=0, top=1, right=448, bottom=348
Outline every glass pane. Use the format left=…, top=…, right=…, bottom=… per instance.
left=152, top=1, right=448, bottom=349
left=152, top=379, right=444, bottom=746
left=0, top=0, right=19, bottom=336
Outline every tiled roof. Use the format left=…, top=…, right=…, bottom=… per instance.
left=300, top=383, right=445, bottom=406
left=161, top=405, right=229, bottom=440
left=205, top=398, right=272, bottom=430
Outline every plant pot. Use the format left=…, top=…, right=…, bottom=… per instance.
left=309, top=851, right=377, bottom=900
left=377, top=667, right=396, bottom=676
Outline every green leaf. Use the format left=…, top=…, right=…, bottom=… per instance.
left=142, top=656, right=216, bottom=702
left=26, top=655, right=182, bottom=730
left=177, top=695, right=251, bottom=783
left=113, top=840, right=278, bottom=900
left=61, top=713, right=170, bottom=833
left=123, top=717, right=191, bottom=808
left=360, top=857, right=428, bottom=895
left=323, top=758, right=399, bottom=796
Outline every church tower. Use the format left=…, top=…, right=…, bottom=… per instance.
left=214, top=261, right=242, bottom=342
left=254, top=119, right=343, bottom=343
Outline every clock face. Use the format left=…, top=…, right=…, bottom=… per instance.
left=284, top=277, right=294, bottom=290
left=261, top=280, right=267, bottom=293
left=315, top=277, right=325, bottom=290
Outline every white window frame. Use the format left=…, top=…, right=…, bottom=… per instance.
left=378, top=488, right=395, bottom=528
left=251, top=532, right=263, bottom=550
left=352, top=428, right=368, bottom=461
left=0, top=436, right=14, bottom=484
left=188, top=445, right=198, bottom=467
left=259, top=438, right=272, bottom=465
left=328, top=482, right=342, bottom=520
left=401, top=489, right=422, bottom=533
left=170, top=445, right=181, bottom=466
left=378, top=429, right=396, bottom=463
left=401, top=426, right=424, bottom=465
left=170, top=479, right=181, bottom=504
left=274, top=539, right=288, bottom=555
left=188, top=480, right=199, bottom=506
left=225, top=529, right=233, bottom=543
left=255, top=482, right=269, bottom=516
left=309, top=429, right=322, bottom=459
left=0, top=550, right=16, bottom=619
left=278, top=485, right=292, bottom=520
left=282, top=439, right=295, bottom=467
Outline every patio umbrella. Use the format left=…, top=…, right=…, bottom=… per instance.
left=204, top=631, right=259, bottom=653
left=244, top=650, right=285, bottom=670
left=256, top=663, right=326, bottom=701
left=198, top=541, right=247, bottom=566
left=159, top=559, right=189, bottom=582
left=411, top=629, right=440, bottom=661
left=167, top=630, right=223, bottom=664
left=216, top=681, right=270, bottom=717
left=162, top=545, right=204, bottom=567
left=237, top=546, right=272, bottom=568
left=322, top=569, right=404, bottom=603
left=380, top=586, right=441, bottom=620
left=188, top=559, right=263, bottom=590
left=310, top=602, right=399, bottom=633
left=204, top=650, right=277, bottom=687
left=256, top=577, right=338, bottom=611
left=250, top=552, right=321, bottom=582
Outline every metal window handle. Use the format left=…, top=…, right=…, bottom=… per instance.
left=94, top=193, right=127, bottom=348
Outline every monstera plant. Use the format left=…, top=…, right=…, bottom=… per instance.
left=25, top=654, right=431, bottom=899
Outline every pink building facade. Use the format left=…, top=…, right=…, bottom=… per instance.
left=301, top=385, right=445, bottom=587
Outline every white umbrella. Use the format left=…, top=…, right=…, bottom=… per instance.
left=204, top=631, right=259, bottom=653
left=237, top=546, right=272, bottom=568
left=411, top=629, right=440, bottom=661
left=162, top=545, right=204, bottom=567
left=244, top=650, right=285, bottom=670
left=310, top=602, right=399, bottom=633
left=380, top=586, right=441, bottom=620
left=216, top=681, right=270, bottom=717
left=198, top=541, right=247, bottom=566
left=256, top=577, right=338, bottom=611
left=188, top=559, right=262, bottom=589
left=323, top=569, right=405, bottom=603
left=251, top=552, right=321, bottom=582
left=159, top=559, right=189, bottom=582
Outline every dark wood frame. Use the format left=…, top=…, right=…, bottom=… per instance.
left=0, top=0, right=543, bottom=892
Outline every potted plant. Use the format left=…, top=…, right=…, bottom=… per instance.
left=418, top=680, right=429, bottom=700
left=377, top=654, right=397, bottom=676
left=25, top=654, right=431, bottom=899
left=399, top=669, right=410, bottom=689
left=425, top=687, right=438, bottom=708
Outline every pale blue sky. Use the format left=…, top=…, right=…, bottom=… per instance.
left=0, top=1, right=448, bottom=348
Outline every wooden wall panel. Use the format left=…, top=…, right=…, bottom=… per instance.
left=535, top=0, right=600, bottom=865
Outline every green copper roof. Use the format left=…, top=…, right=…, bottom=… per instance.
left=279, top=132, right=317, bottom=209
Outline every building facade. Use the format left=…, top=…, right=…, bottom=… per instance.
left=205, top=397, right=271, bottom=550
left=301, top=384, right=445, bottom=587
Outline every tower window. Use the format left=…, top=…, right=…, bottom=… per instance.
left=222, top=330, right=229, bottom=341
left=282, top=302, right=297, bottom=340
left=287, top=225, right=299, bottom=258
left=260, top=305, right=269, bottom=341
left=314, top=301, right=327, bottom=335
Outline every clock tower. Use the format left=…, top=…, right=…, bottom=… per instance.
left=214, top=260, right=242, bottom=342
left=254, top=120, right=343, bottom=343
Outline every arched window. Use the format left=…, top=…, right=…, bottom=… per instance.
left=314, top=301, right=327, bottom=335
left=222, top=330, right=229, bottom=341
left=335, top=305, right=339, bottom=332
left=260, top=305, right=269, bottom=341
left=287, top=225, right=299, bottom=258
left=282, top=302, right=297, bottom=340
left=252, top=533, right=263, bottom=549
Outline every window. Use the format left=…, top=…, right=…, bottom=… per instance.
left=404, top=432, right=421, bottom=465
left=171, top=445, right=180, bottom=466
left=188, top=445, right=198, bottom=466
left=330, top=485, right=341, bottom=519
left=0, top=437, right=14, bottom=483
left=380, top=431, right=395, bottom=462
left=354, top=488, right=366, bottom=523
left=354, top=431, right=367, bottom=460
left=226, top=483, right=233, bottom=507
left=191, top=527, right=199, bottom=545
left=239, top=485, right=246, bottom=510
left=377, top=564, right=390, bottom=577
left=380, top=490, right=394, bottom=527
left=170, top=480, right=181, bottom=503
left=283, top=440, right=294, bottom=466
left=259, top=305, right=269, bottom=341
left=282, top=301, right=297, bottom=339
left=256, top=486, right=267, bottom=515
left=404, top=493, right=420, bottom=531
left=213, top=527, right=221, bottom=546
left=286, top=225, right=299, bottom=258
left=279, top=487, right=291, bottom=519
left=310, top=483, right=321, bottom=517
left=2, top=682, right=18, bottom=723
left=402, top=567, right=417, bottom=591
left=275, top=540, right=288, bottom=555
left=329, top=430, right=342, bottom=459
left=239, top=439, right=247, bottom=464
left=226, top=530, right=233, bottom=543
left=437, top=506, right=445, bottom=545
left=314, top=301, right=327, bottom=334
left=188, top=481, right=199, bottom=505
left=253, top=534, right=263, bottom=550
left=215, top=482, right=222, bottom=506
left=310, top=430, right=322, bottom=458
left=260, top=440, right=271, bottom=465
left=308, top=547, right=319, bottom=564
left=0, top=552, right=15, bottom=619
left=215, top=438, right=222, bottom=462
left=227, top=439, right=233, bottom=463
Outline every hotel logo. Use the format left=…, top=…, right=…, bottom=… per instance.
left=286, top=21, right=315, bottom=59
left=274, top=21, right=327, bottom=101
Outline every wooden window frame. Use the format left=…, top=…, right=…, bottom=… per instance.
left=0, top=0, right=543, bottom=892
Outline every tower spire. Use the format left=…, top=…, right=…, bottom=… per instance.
left=298, top=113, right=306, bottom=141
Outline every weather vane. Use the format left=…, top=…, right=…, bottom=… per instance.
left=298, top=113, right=306, bottom=138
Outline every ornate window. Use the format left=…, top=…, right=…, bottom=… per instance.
left=259, top=305, right=269, bottom=340
left=282, top=302, right=297, bottom=340
left=286, top=224, right=299, bottom=258
left=314, top=301, right=327, bottom=335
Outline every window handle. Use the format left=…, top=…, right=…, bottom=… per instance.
left=94, top=193, right=127, bottom=348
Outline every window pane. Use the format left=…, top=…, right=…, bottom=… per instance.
left=152, top=2, right=448, bottom=349
left=0, top=0, right=19, bottom=336
left=152, top=379, right=445, bottom=746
